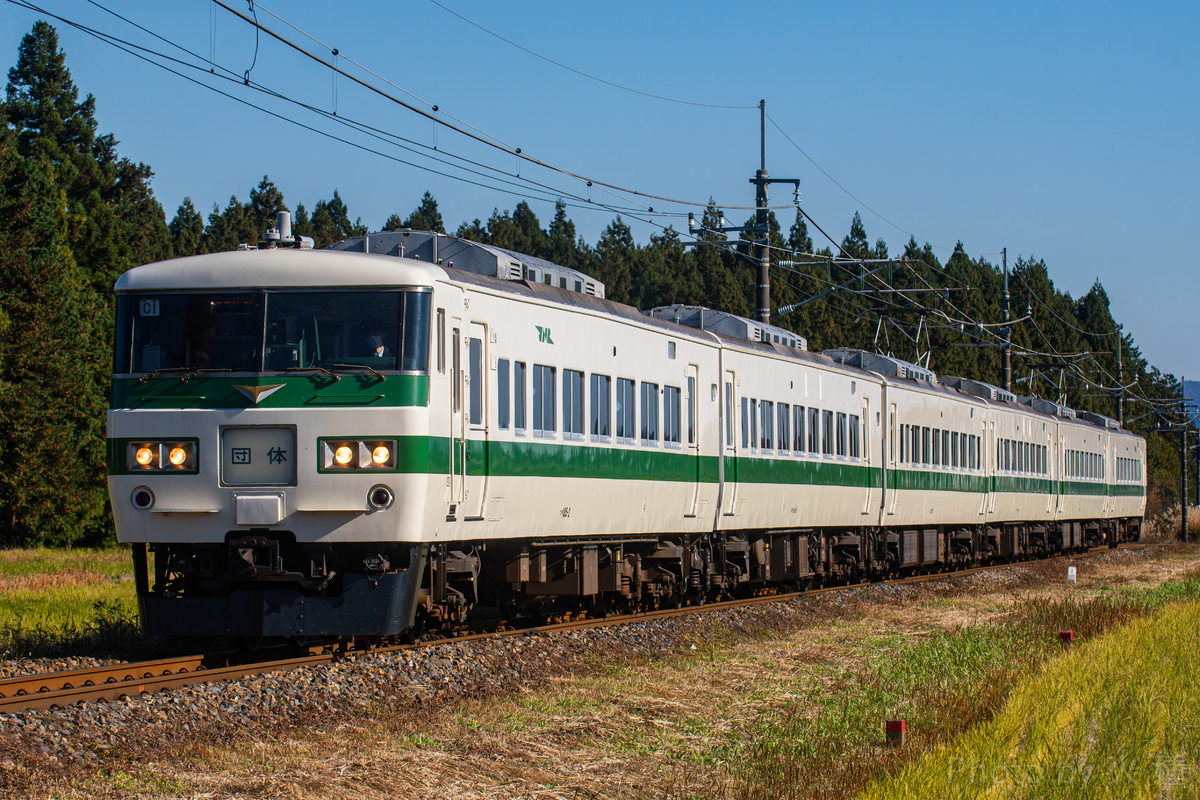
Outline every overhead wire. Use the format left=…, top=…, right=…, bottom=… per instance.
left=425, top=0, right=756, bottom=110
left=14, top=3, right=1168, bottom=410
left=7, top=1, right=663, bottom=224
left=209, top=0, right=795, bottom=214
left=13, top=0, right=695, bottom=228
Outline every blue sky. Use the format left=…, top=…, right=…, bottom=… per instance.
left=2, top=1, right=1197, bottom=384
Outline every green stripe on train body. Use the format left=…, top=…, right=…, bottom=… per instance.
left=890, top=468, right=991, bottom=494
left=733, top=455, right=881, bottom=489
left=111, top=375, right=429, bottom=409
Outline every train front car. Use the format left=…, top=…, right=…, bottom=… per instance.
left=108, top=238, right=440, bottom=639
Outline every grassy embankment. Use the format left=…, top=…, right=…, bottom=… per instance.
left=0, top=547, right=139, bottom=658
left=367, top=549, right=1200, bottom=800
left=7, top=545, right=1200, bottom=799
left=859, top=589, right=1200, bottom=799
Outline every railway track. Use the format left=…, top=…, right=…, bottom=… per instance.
left=0, top=544, right=1144, bottom=714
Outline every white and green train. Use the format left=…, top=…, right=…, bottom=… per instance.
left=107, top=214, right=1145, bottom=639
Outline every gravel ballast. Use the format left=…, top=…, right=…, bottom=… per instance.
left=0, top=549, right=1153, bottom=793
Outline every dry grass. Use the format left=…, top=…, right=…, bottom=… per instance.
left=25, top=544, right=1200, bottom=800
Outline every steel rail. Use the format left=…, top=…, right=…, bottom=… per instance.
left=0, top=543, right=1148, bottom=713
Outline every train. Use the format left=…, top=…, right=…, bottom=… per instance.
left=107, top=213, right=1145, bottom=640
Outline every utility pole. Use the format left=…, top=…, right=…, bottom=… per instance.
left=1003, top=248, right=1012, bottom=393
left=747, top=99, right=800, bottom=325
left=754, top=100, right=770, bottom=324
left=1116, top=323, right=1124, bottom=426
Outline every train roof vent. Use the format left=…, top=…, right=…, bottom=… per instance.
left=1077, top=410, right=1120, bottom=429
left=329, top=229, right=605, bottom=299
left=822, top=348, right=936, bottom=383
left=941, top=376, right=1016, bottom=403
left=643, top=305, right=807, bottom=350
left=1017, top=395, right=1076, bottom=419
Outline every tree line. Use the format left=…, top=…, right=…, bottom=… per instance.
left=0, top=21, right=1188, bottom=546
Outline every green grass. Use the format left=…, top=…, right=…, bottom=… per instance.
left=0, top=547, right=142, bottom=658
left=713, top=626, right=1043, bottom=799
left=696, top=567, right=1200, bottom=800
left=859, top=599, right=1200, bottom=799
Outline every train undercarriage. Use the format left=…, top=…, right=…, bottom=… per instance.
left=415, top=515, right=1143, bottom=632
left=132, top=516, right=1141, bottom=641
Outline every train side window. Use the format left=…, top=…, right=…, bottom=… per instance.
left=591, top=374, right=611, bottom=440
left=761, top=400, right=774, bottom=451
left=616, top=378, right=635, bottom=443
left=968, top=434, right=976, bottom=470
left=836, top=412, right=847, bottom=457
left=742, top=397, right=751, bottom=450
left=922, top=427, right=930, bottom=465
left=913, top=425, right=921, bottom=466
left=778, top=403, right=790, bottom=455
left=664, top=385, right=681, bottom=446
left=931, top=429, right=941, bottom=467
left=822, top=410, right=834, bottom=456
left=794, top=405, right=805, bottom=454
left=451, top=327, right=461, bottom=412
left=951, top=432, right=959, bottom=468
left=809, top=407, right=820, bottom=454
left=943, top=431, right=951, bottom=468
left=725, top=381, right=734, bottom=447
left=749, top=399, right=758, bottom=452
left=514, top=361, right=527, bottom=433
left=436, top=309, right=446, bottom=374
left=532, top=364, right=556, bottom=437
left=563, top=369, right=584, bottom=440
left=849, top=413, right=860, bottom=459
left=468, top=336, right=483, bottom=425
left=641, top=382, right=659, bottom=445
left=497, top=359, right=510, bottom=430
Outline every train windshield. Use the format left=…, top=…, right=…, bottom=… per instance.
left=115, top=290, right=431, bottom=374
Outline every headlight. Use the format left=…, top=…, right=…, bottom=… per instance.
left=127, top=441, right=197, bottom=472
left=320, top=438, right=398, bottom=471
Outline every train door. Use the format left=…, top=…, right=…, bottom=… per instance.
left=721, top=369, right=740, bottom=517
left=887, top=402, right=899, bottom=517
left=979, top=419, right=989, bottom=517
left=683, top=364, right=703, bottom=518
left=1045, top=431, right=1054, bottom=515
left=463, top=321, right=490, bottom=519
left=1056, top=433, right=1065, bottom=514
left=986, top=420, right=997, bottom=514
left=860, top=396, right=872, bottom=515
left=448, top=320, right=464, bottom=517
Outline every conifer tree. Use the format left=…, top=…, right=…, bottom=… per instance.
left=169, top=197, right=204, bottom=257
left=0, top=128, right=108, bottom=545
left=402, top=191, right=445, bottom=233
left=5, top=21, right=167, bottom=297
left=596, top=216, right=635, bottom=305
